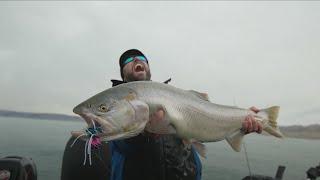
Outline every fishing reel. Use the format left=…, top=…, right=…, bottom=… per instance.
left=0, top=156, right=37, bottom=180
left=307, top=162, right=320, bottom=180
left=242, top=165, right=286, bottom=180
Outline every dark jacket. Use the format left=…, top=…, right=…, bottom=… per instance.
left=61, top=136, right=111, bottom=180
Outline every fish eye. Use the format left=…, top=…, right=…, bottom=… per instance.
left=98, top=104, right=108, bottom=112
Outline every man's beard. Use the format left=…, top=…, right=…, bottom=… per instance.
left=124, top=69, right=151, bottom=82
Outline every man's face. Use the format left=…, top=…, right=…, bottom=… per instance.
left=122, top=58, right=151, bottom=82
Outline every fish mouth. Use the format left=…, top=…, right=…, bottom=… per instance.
left=72, top=111, right=146, bottom=141
left=72, top=112, right=113, bottom=139
left=78, top=113, right=101, bottom=128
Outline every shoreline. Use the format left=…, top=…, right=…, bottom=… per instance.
left=1, top=109, right=319, bottom=140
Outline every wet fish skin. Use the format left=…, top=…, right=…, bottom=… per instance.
left=73, top=81, right=283, bottom=154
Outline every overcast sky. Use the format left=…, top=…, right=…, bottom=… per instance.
left=0, top=1, right=319, bottom=125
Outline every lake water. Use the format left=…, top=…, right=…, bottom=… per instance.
left=0, top=117, right=319, bottom=180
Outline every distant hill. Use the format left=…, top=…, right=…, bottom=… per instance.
left=0, top=109, right=81, bottom=122
left=279, top=125, right=320, bottom=140
left=1, top=109, right=319, bottom=140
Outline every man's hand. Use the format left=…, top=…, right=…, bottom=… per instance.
left=144, top=109, right=166, bottom=138
left=242, top=106, right=262, bottom=134
left=150, top=109, right=165, bottom=122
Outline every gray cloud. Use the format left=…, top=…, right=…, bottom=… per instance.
left=0, top=1, right=319, bottom=125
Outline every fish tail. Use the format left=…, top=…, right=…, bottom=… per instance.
left=226, top=106, right=283, bottom=152
left=259, top=106, right=284, bottom=138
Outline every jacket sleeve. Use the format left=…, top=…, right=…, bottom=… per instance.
left=191, top=146, right=202, bottom=180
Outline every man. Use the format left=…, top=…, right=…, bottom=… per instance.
left=110, top=49, right=263, bottom=180
left=61, top=49, right=262, bottom=180
left=109, top=49, right=202, bottom=180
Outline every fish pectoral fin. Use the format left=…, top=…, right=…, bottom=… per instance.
left=127, top=99, right=150, bottom=122
left=226, top=131, right=245, bottom=152
left=188, top=90, right=210, bottom=101
left=183, top=139, right=207, bottom=159
left=145, top=108, right=176, bottom=134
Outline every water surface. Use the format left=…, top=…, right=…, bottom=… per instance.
left=0, top=117, right=319, bottom=180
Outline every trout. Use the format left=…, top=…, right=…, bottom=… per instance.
left=72, top=81, right=283, bottom=157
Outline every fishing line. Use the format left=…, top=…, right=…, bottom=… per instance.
left=91, top=119, right=96, bottom=130
left=243, top=141, right=252, bottom=179
left=79, top=120, right=102, bottom=166
left=88, top=134, right=94, bottom=165
left=70, top=133, right=86, bottom=147
left=83, top=139, right=89, bottom=165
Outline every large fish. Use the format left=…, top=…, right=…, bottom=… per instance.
left=72, top=81, right=283, bottom=157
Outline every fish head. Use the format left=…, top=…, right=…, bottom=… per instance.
left=72, top=90, right=149, bottom=141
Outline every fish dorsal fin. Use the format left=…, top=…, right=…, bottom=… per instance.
left=188, top=90, right=210, bottom=101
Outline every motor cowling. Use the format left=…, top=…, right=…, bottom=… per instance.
left=0, top=156, right=37, bottom=180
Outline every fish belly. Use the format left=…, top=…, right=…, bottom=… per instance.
left=171, top=103, right=249, bottom=142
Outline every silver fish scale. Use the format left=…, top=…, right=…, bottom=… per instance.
left=117, top=81, right=254, bottom=142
